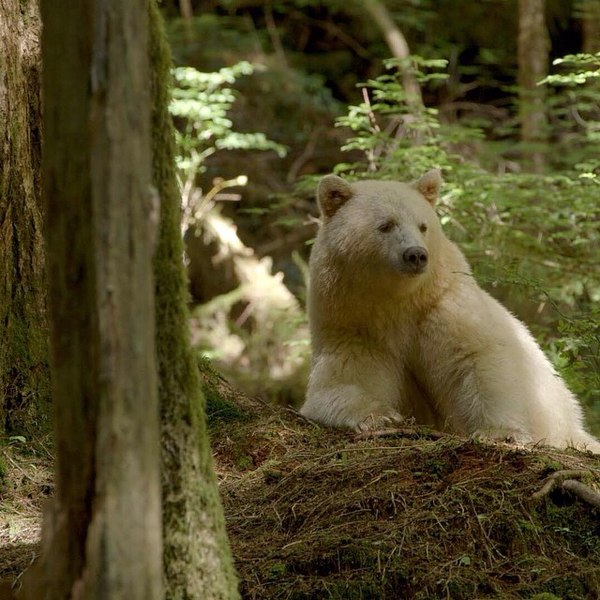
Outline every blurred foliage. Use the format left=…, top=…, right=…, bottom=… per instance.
left=165, top=12, right=345, bottom=214
left=168, top=60, right=310, bottom=406
left=171, top=62, right=287, bottom=161
left=543, top=52, right=600, bottom=171
left=170, top=62, right=287, bottom=228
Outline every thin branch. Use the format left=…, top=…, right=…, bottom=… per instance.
left=362, top=88, right=381, bottom=134
left=361, top=88, right=380, bottom=172
left=286, top=126, right=323, bottom=183
left=291, top=12, right=371, bottom=59
left=265, top=3, right=288, bottom=67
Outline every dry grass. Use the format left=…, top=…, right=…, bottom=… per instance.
left=204, top=375, right=600, bottom=600
left=0, top=442, right=52, bottom=594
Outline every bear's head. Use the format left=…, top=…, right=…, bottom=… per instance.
left=315, top=170, right=443, bottom=282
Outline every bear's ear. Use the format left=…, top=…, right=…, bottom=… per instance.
left=317, top=175, right=353, bottom=218
left=413, top=169, right=443, bottom=206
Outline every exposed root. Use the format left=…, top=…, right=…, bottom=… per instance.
left=562, top=479, right=600, bottom=509
left=530, top=469, right=600, bottom=509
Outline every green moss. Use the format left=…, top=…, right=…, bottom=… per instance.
left=205, top=393, right=248, bottom=427
left=317, top=581, right=380, bottom=600
left=149, top=2, right=239, bottom=597
left=235, top=455, right=253, bottom=470
left=517, top=518, right=540, bottom=534
left=0, top=230, right=50, bottom=438
left=0, top=454, right=7, bottom=483
left=1, top=307, right=51, bottom=439
left=267, top=562, right=287, bottom=579
left=540, top=459, right=565, bottom=472
left=423, top=456, right=457, bottom=478
left=541, top=575, right=592, bottom=599
left=201, top=377, right=248, bottom=428
left=196, top=355, right=254, bottom=430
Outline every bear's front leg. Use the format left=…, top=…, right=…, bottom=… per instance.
left=300, top=351, right=404, bottom=431
left=416, top=338, right=535, bottom=445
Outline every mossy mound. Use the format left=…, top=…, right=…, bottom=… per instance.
left=206, top=384, right=600, bottom=600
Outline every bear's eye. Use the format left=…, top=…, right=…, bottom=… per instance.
left=419, top=223, right=428, bottom=233
left=377, top=220, right=396, bottom=233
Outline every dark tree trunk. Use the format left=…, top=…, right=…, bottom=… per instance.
left=149, top=3, right=240, bottom=598
left=23, top=1, right=163, bottom=598
left=0, top=0, right=50, bottom=437
left=579, top=0, right=600, bottom=53
left=518, top=0, right=549, bottom=173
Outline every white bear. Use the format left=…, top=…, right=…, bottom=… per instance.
left=300, top=170, right=600, bottom=453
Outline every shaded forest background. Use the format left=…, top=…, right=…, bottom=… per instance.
left=161, top=0, right=600, bottom=430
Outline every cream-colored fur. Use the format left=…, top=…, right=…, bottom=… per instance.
left=300, top=170, right=600, bottom=453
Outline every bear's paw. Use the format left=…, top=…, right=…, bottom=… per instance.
left=355, top=410, right=404, bottom=433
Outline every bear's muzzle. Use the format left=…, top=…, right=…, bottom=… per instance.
left=402, top=246, right=429, bottom=273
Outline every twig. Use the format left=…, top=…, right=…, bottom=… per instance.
left=355, top=427, right=445, bottom=442
left=291, top=12, right=371, bottom=59
left=362, top=88, right=381, bottom=134
left=286, top=127, right=322, bottom=183
left=361, top=88, right=380, bottom=172
left=4, top=454, right=38, bottom=484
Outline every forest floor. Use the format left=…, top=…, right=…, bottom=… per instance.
left=204, top=367, right=600, bottom=600
left=0, top=438, right=52, bottom=597
left=1, top=367, right=600, bottom=599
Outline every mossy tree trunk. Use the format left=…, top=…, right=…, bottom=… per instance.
left=0, top=0, right=50, bottom=437
left=23, top=1, right=163, bottom=598
left=149, top=4, right=240, bottom=598
left=518, top=0, right=549, bottom=173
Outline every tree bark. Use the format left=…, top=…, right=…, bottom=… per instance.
left=149, top=3, right=240, bottom=599
left=0, top=0, right=50, bottom=437
left=518, top=0, right=549, bottom=173
left=23, top=1, right=163, bottom=598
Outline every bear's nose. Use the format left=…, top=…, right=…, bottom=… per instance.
left=403, top=246, right=428, bottom=270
